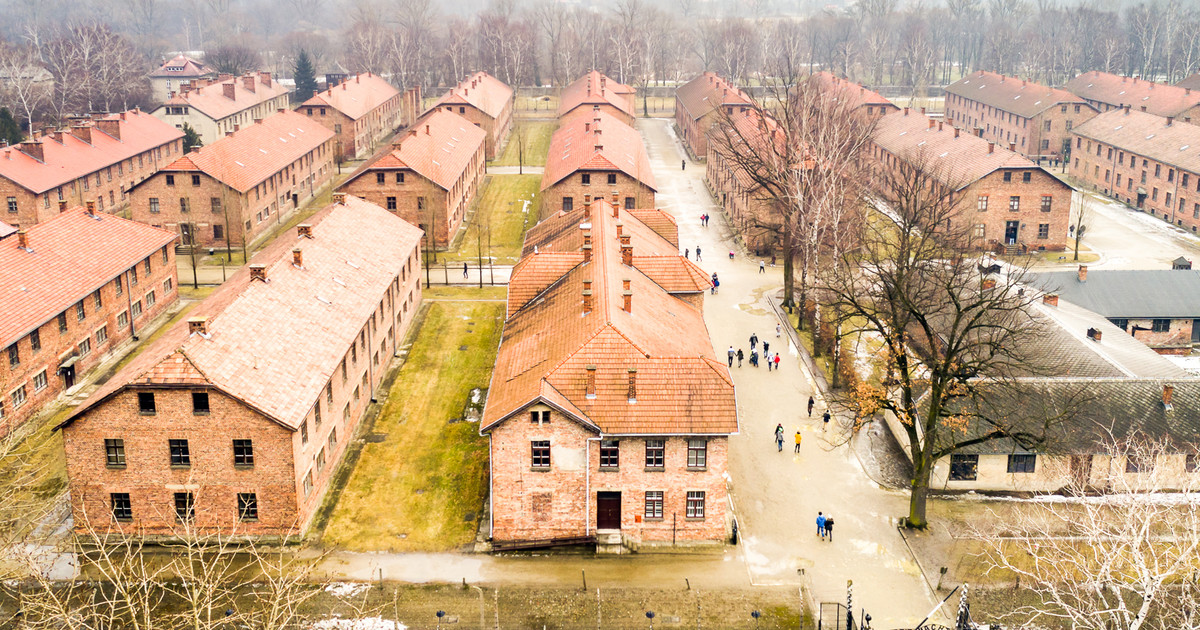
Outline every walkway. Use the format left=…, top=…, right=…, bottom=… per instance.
left=636, top=118, right=946, bottom=628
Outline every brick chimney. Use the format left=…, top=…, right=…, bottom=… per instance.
left=16, top=229, right=28, bottom=249
left=249, top=264, right=267, bottom=282
left=928, top=119, right=935, bottom=129
left=621, top=240, right=633, bottom=266
left=582, top=280, right=593, bottom=313
left=58, top=200, right=67, bottom=213
left=981, top=278, right=996, bottom=290
left=242, top=75, right=256, bottom=92
left=1141, top=105, right=1147, bottom=112
left=582, top=241, right=592, bottom=263
left=298, top=224, right=314, bottom=238
left=1009, top=142, right=1016, bottom=152
left=17, top=140, right=43, bottom=162
left=1043, top=293, right=1059, bottom=306
left=1167, top=116, right=1175, bottom=126
left=1086, top=327, right=1103, bottom=342
left=903, top=107, right=909, bottom=116
left=954, top=128, right=960, bottom=138
left=188, top=317, right=209, bottom=335
left=70, top=125, right=92, bottom=144
left=85, top=200, right=96, bottom=216
left=988, top=142, right=995, bottom=154
left=1163, top=384, right=1174, bottom=407
left=259, top=71, right=271, bottom=87
left=921, top=107, right=926, bottom=116
left=615, top=221, right=624, bottom=238
left=292, top=247, right=304, bottom=268
left=583, top=194, right=592, bottom=218
left=585, top=365, right=597, bottom=399
left=223, top=81, right=236, bottom=100
left=611, top=190, right=619, bottom=213
left=938, top=121, right=944, bottom=131
left=332, top=192, right=346, bottom=204
left=581, top=226, right=592, bottom=248
left=976, top=128, right=984, bottom=137
left=1077, top=264, right=1088, bottom=282
left=626, top=368, right=637, bottom=402
left=623, top=289, right=632, bottom=313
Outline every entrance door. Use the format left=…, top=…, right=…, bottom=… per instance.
left=180, top=223, right=193, bottom=245
left=1137, top=193, right=1146, bottom=209
left=596, top=491, right=621, bottom=530
left=61, top=365, right=75, bottom=389
left=1005, top=221, right=1019, bottom=245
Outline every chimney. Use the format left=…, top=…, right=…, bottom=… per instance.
left=582, top=282, right=594, bottom=313
left=259, top=71, right=271, bottom=87
left=1077, top=264, right=1088, bottom=283
left=292, top=247, right=303, bottom=268
left=1124, top=104, right=1131, bottom=115
left=242, top=75, right=256, bottom=92
left=1163, top=384, right=1175, bottom=407
left=903, top=107, right=909, bottom=116
left=17, top=140, right=43, bottom=162
left=928, top=119, right=935, bottom=129
left=611, top=190, right=619, bottom=211
left=223, top=81, right=236, bottom=100
left=954, top=128, right=960, bottom=138
left=1141, top=105, right=1147, bottom=112
left=585, top=122, right=591, bottom=132
left=582, top=242, right=592, bottom=262
left=219, top=73, right=233, bottom=82
left=277, top=108, right=285, bottom=114
left=249, top=264, right=267, bottom=282
left=70, top=125, right=92, bottom=144
left=626, top=368, right=637, bottom=402
left=85, top=200, right=95, bottom=216
left=988, top=142, right=995, bottom=154
left=921, top=107, right=926, bottom=116
left=975, top=128, right=983, bottom=137
left=616, top=221, right=624, bottom=237
left=621, top=241, right=633, bottom=266
left=356, top=74, right=360, bottom=83
left=981, top=278, right=996, bottom=290
left=57, top=200, right=67, bottom=213
left=1043, top=293, right=1059, bottom=307
left=594, top=143, right=603, bottom=152
left=1086, top=327, right=1103, bottom=342
left=16, top=230, right=28, bottom=249
left=425, top=124, right=430, bottom=135
left=938, top=121, right=944, bottom=131
left=581, top=226, right=592, bottom=248
left=234, top=124, right=240, bottom=132
left=253, top=118, right=263, bottom=125
left=188, top=317, right=209, bottom=335
left=1167, top=116, right=1175, bottom=126
left=332, top=192, right=346, bottom=204
left=1009, top=142, right=1016, bottom=152
left=1188, top=88, right=1193, bottom=95
left=298, top=224, right=314, bottom=238
left=585, top=365, right=597, bottom=399
left=583, top=194, right=592, bottom=218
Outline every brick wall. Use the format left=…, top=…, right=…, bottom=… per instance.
left=945, top=94, right=1097, bottom=160
left=1, top=246, right=178, bottom=436
left=1127, top=317, right=1194, bottom=351
left=431, top=100, right=514, bottom=159
left=300, top=93, right=404, bottom=160
left=543, top=172, right=655, bottom=221
left=1071, top=134, right=1200, bottom=234
left=961, top=168, right=1073, bottom=251
left=705, top=145, right=781, bottom=255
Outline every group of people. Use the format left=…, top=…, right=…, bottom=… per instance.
left=726, top=332, right=780, bottom=370
left=816, top=512, right=835, bottom=541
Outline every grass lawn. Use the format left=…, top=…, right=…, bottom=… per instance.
left=424, top=285, right=507, bottom=301
left=493, top=120, right=556, bottom=167
left=445, top=174, right=541, bottom=265
left=318, top=299, right=503, bottom=551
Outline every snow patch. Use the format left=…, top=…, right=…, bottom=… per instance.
left=310, top=617, right=403, bottom=630
left=324, top=582, right=370, bottom=598
left=1165, top=354, right=1200, bottom=376
left=949, top=492, right=1200, bottom=505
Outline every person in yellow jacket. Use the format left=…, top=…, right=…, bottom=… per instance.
left=794, top=429, right=803, bottom=453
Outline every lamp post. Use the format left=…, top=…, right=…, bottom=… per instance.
left=751, top=610, right=761, bottom=628
left=436, top=610, right=445, bottom=630
left=646, top=610, right=655, bottom=630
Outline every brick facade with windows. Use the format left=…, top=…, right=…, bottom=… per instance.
left=558, top=71, right=636, bottom=127
left=705, top=106, right=786, bottom=256
left=541, top=109, right=655, bottom=219
left=337, top=110, right=486, bottom=247
left=152, top=72, right=291, bottom=146
left=674, top=72, right=755, bottom=160
left=0, top=110, right=184, bottom=227
left=1066, top=71, right=1200, bottom=123
left=298, top=74, right=413, bottom=160
left=58, top=197, right=424, bottom=537
left=431, top=72, right=514, bottom=159
left=0, top=206, right=178, bottom=436
left=944, top=71, right=1098, bottom=160
left=128, top=112, right=336, bottom=248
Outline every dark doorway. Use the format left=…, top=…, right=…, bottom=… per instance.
left=180, top=223, right=193, bottom=245
left=292, top=193, right=299, bottom=208
left=1137, top=193, right=1147, bottom=209
left=1192, top=320, right=1200, bottom=343
left=61, top=365, right=75, bottom=389
left=596, top=491, right=621, bottom=530
left=1005, top=221, right=1019, bottom=245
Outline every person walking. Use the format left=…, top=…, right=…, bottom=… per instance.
left=775, top=423, right=784, bottom=452
left=463, top=262, right=469, bottom=279
left=684, top=248, right=689, bottom=260
left=728, top=346, right=735, bottom=367
left=794, top=430, right=803, bottom=453
left=750, top=349, right=759, bottom=367
left=736, top=348, right=744, bottom=367
left=824, top=515, right=834, bottom=542
left=766, top=354, right=773, bottom=371
left=749, top=333, right=758, bottom=351
left=728, top=250, right=735, bottom=260
left=682, top=159, right=687, bottom=171
left=762, top=341, right=769, bottom=356
left=759, top=260, right=765, bottom=273
left=696, top=246, right=702, bottom=261
left=712, top=276, right=720, bottom=294
left=773, top=353, right=781, bottom=371
left=816, top=512, right=826, bottom=539
left=807, top=396, right=815, bottom=417
left=822, top=411, right=831, bottom=431
left=776, top=323, right=782, bottom=337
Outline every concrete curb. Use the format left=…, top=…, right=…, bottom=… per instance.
left=896, top=525, right=947, bottom=606
left=766, top=295, right=829, bottom=395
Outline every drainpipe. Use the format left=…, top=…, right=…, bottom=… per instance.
left=585, top=435, right=602, bottom=536
left=125, top=267, right=138, bottom=340
left=488, top=436, right=494, bottom=540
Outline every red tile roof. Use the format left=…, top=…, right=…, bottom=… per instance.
left=152, top=111, right=334, bottom=193
left=484, top=198, right=736, bottom=435
left=0, top=221, right=15, bottom=239
left=626, top=208, right=678, bottom=247
left=1072, top=108, right=1200, bottom=174
left=0, top=207, right=177, bottom=346
left=1177, top=74, right=1200, bottom=92
left=872, top=110, right=1040, bottom=189
left=341, top=109, right=485, bottom=191
left=709, top=107, right=788, bottom=191
left=807, top=72, right=898, bottom=112
left=558, top=71, right=635, bottom=119
left=675, top=72, right=754, bottom=121
left=300, top=73, right=400, bottom=121
left=149, top=55, right=213, bottom=79
left=541, top=109, right=655, bottom=192
left=159, top=73, right=289, bottom=121
left=522, top=202, right=677, bottom=260
left=0, top=110, right=183, bottom=195
left=63, top=197, right=424, bottom=430
left=433, top=72, right=513, bottom=120
left=947, top=71, right=1090, bottom=119
left=1066, top=71, right=1200, bottom=119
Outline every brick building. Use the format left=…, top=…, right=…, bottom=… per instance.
left=705, top=107, right=785, bottom=255
left=558, top=71, right=636, bottom=126
left=1069, top=107, right=1200, bottom=231
left=805, top=72, right=899, bottom=119
left=298, top=73, right=406, bottom=160
left=541, top=108, right=655, bottom=218
left=128, top=111, right=336, bottom=248
left=1065, top=71, right=1200, bottom=123
left=431, top=72, right=514, bottom=159
left=57, top=197, right=424, bottom=537
left=148, top=55, right=216, bottom=104
left=871, top=109, right=1074, bottom=251
left=0, top=110, right=184, bottom=227
left=944, top=70, right=1098, bottom=161
left=152, top=73, right=291, bottom=145
left=0, top=205, right=178, bottom=436
left=337, top=110, right=485, bottom=248
left=481, top=196, right=736, bottom=550
left=674, top=72, right=754, bottom=159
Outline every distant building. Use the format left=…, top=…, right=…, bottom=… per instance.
left=148, top=55, right=217, bottom=104
left=1069, top=107, right=1200, bottom=232
left=152, top=72, right=291, bottom=146
left=870, top=108, right=1074, bottom=252
left=1066, top=71, right=1200, bottom=123
left=558, top=71, right=636, bottom=126
left=674, top=72, right=754, bottom=159
left=705, top=106, right=786, bottom=256
left=57, top=197, right=424, bottom=538
left=541, top=108, right=655, bottom=217
left=805, top=72, right=899, bottom=119
left=298, top=73, right=405, bottom=160
left=128, top=112, right=336, bottom=248
left=338, top=109, right=486, bottom=247
left=0, top=110, right=184, bottom=227
left=944, top=70, right=1098, bottom=160
left=0, top=205, right=178, bottom=436
left=482, top=196, right=736, bottom=550
left=431, top=72, right=514, bottom=159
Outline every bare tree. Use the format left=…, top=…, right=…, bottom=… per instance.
left=0, top=42, right=49, bottom=133
left=1071, top=192, right=1092, bottom=262
left=206, top=43, right=263, bottom=75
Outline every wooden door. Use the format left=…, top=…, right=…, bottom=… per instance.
left=596, top=491, right=621, bottom=530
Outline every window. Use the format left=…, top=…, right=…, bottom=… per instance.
left=29, top=329, right=40, bottom=352
left=396, top=172, right=405, bottom=183
left=949, top=454, right=978, bottom=480
left=316, top=448, right=326, bottom=473
left=10, top=385, right=26, bottom=409
left=238, top=493, right=258, bottom=521
left=114, top=276, right=123, bottom=296
left=136, top=392, right=156, bottom=414
left=1155, top=164, right=1162, bottom=178
left=213, top=224, right=224, bottom=240
left=329, top=427, right=338, bottom=451
left=6, top=197, right=15, bottom=213
left=188, top=391, right=209, bottom=414
left=625, top=197, right=635, bottom=209
left=600, top=439, right=619, bottom=469
left=977, top=195, right=988, bottom=211
left=645, top=491, right=664, bottom=519
left=686, top=491, right=705, bottom=519
left=1007, top=453, right=1036, bottom=473
left=417, top=197, right=425, bottom=211
left=1038, top=195, right=1052, bottom=213
left=386, top=196, right=396, bottom=210
left=973, top=224, right=985, bottom=240
left=180, top=198, right=190, bottom=213
left=145, top=259, right=151, bottom=274
left=169, top=439, right=190, bottom=466
left=117, top=311, right=129, bottom=328
left=343, top=403, right=350, bottom=423
left=531, top=440, right=550, bottom=468
left=1126, top=455, right=1153, bottom=473
left=1022, top=171, right=1031, bottom=183
left=33, top=370, right=47, bottom=392
left=303, top=471, right=313, bottom=496
left=164, top=278, right=173, bottom=293
left=1009, top=196, right=1020, bottom=211
left=105, top=439, right=125, bottom=467
left=1152, top=319, right=1171, bottom=333
left=562, top=197, right=573, bottom=212
left=376, top=172, right=386, bottom=184
left=145, top=291, right=156, bottom=307
left=192, top=174, right=201, bottom=186
left=645, top=439, right=664, bottom=468
left=131, top=299, right=142, bottom=319
left=1187, top=453, right=1198, bottom=473
left=1038, top=223, right=1049, bottom=239
left=6, top=345, right=16, bottom=368
left=1065, top=120, right=1073, bottom=131
left=76, top=301, right=86, bottom=321
left=111, top=493, right=132, bottom=521
left=165, top=174, right=175, bottom=186
left=581, top=173, right=591, bottom=185
left=301, top=418, right=309, bottom=444
left=233, top=439, right=254, bottom=466
left=149, top=198, right=160, bottom=213
left=326, top=383, right=333, bottom=406
left=687, top=439, right=707, bottom=468
left=1003, top=171, right=1012, bottom=182
left=1043, top=120, right=1051, bottom=131
left=530, top=410, right=550, bottom=424
left=174, top=492, right=194, bottom=522
left=607, top=174, right=617, bottom=185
